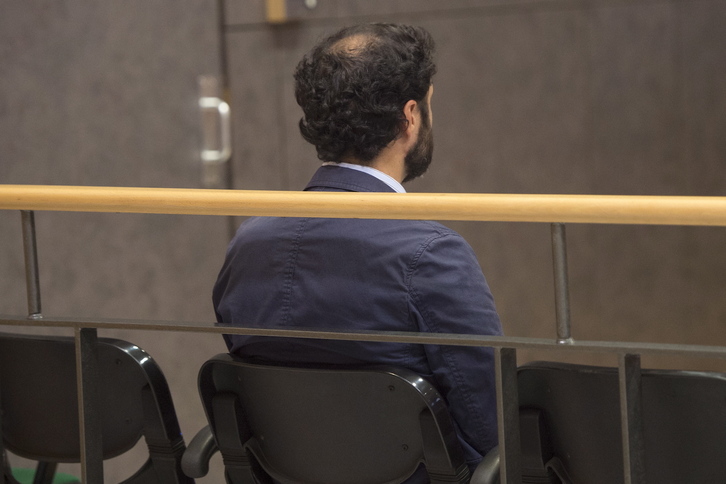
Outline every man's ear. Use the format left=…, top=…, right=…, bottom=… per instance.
left=401, top=99, right=419, bottom=138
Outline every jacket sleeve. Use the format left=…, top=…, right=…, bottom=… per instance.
left=407, top=231, right=503, bottom=463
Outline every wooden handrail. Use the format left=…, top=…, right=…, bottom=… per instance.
left=2, top=184, right=726, bottom=226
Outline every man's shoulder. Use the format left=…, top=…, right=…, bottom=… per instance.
left=230, top=216, right=303, bottom=242
left=231, top=216, right=463, bottom=249
left=393, top=219, right=464, bottom=241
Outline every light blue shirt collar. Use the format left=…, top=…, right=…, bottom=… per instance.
left=322, top=162, right=406, bottom=193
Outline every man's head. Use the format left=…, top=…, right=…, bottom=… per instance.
left=294, top=23, right=436, bottom=180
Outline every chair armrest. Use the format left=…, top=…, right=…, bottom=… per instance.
left=470, top=446, right=499, bottom=484
left=181, top=425, right=218, bottom=478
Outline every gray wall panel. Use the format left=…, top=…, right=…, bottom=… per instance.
left=227, top=30, right=290, bottom=190
left=678, top=0, right=726, bottom=195
left=1, top=2, right=227, bottom=482
left=225, top=0, right=267, bottom=24
left=224, top=0, right=578, bottom=25
left=588, top=2, right=682, bottom=195
left=0, top=213, right=26, bottom=317
left=411, top=9, right=590, bottom=195
left=331, top=0, right=569, bottom=18
left=0, top=2, right=222, bottom=188
left=225, top=0, right=338, bottom=25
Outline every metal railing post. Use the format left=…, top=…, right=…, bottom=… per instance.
left=551, top=223, right=573, bottom=344
left=75, top=327, right=104, bottom=483
left=619, top=353, right=646, bottom=484
left=21, top=210, right=42, bottom=319
left=21, top=210, right=105, bottom=481
left=495, top=347, right=521, bottom=484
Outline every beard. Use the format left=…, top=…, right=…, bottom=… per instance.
left=402, top=117, right=434, bottom=183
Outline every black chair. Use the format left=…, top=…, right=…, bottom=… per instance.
left=480, top=361, right=726, bottom=484
left=182, top=353, right=496, bottom=484
left=0, top=332, right=194, bottom=484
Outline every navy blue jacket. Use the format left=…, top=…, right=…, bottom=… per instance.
left=213, top=165, right=503, bottom=479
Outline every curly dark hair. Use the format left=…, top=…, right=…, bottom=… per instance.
left=294, top=23, right=436, bottom=163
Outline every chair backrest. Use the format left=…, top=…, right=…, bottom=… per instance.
left=517, top=361, right=726, bottom=484
left=0, top=332, right=192, bottom=484
left=198, top=354, right=471, bottom=484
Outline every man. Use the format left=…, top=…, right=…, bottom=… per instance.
left=213, top=23, right=503, bottom=481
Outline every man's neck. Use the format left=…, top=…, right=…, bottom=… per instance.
left=343, top=148, right=405, bottom=184
left=326, top=162, right=405, bottom=193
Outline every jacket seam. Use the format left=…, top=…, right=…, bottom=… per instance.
left=281, top=218, right=309, bottom=325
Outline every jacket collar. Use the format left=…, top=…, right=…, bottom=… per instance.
left=304, top=164, right=396, bottom=193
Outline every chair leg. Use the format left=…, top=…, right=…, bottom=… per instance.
left=3, top=468, right=20, bottom=484
left=3, top=471, right=21, bottom=484
left=2, top=450, right=21, bottom=484
left=118, top=459, right=156, bottom=484
left=32, top=462, right=56, bottom=484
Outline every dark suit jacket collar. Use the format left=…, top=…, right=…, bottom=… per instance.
left=304, top=164, right=396, bottom=193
